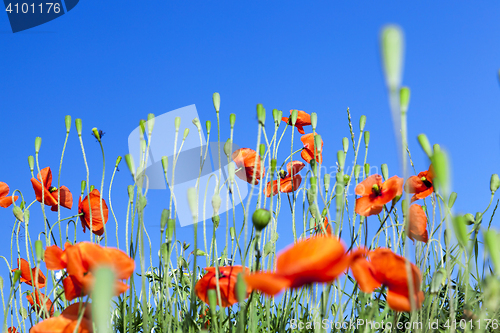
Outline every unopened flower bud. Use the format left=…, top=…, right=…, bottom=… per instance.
left=364, top=131, right=370, bottom=148
left=192, top=118, right=201, bottom=131
left=13, top=206, right=23, bottom=222
left=354, top=165, right=361, bottom=180
left=75, top=118, right=82, bottom=136
left=28, top=156, right=34, bottom=173
left=230, top=227, right=235, bottom=241
left=491, top=174, right=500, bottom=194
left=448, top=192, right=457, bottom=208
left=183, top=128, right=189, bottom=140
left=147, top=113, right=155, bottom=134
left=167, top=219, right=175, bottom=241
left=364, top=163, right=370, bottom=177
left=271, top=159, right=277, bottom=173
left=359, top=115, right=367, bottom=131
left=174, top=117, right=181, bottom=132
left=230, top=113, right=236, bottom=129
left=213, top=92, right=220, bottom=113
left=65, top=115, right=71, bottom=133
left=272, top=109, right=280, bottom=125
left=206, top=120, right=211, bottom=135
left=342, top=137, right=349, bottom=154
left=324, top=174, right=331, bottom=192
left=35, top=240, right=43, bottom=262
left=381, top=164, right=389, bottom=180
left=187, top=188, right=198, bottom=219
left=115, top=156, right=122, bottom=170
left=337, top=150, right=345, bottom=172
left=463, top=213, right=475, bottom=226
left=223, top=139, right=233, bottom=158
left=35, top=137, right=42, bottom=154
left=380, top=25, right=404, bottom=91
left=311, top=113, right=317, bottom=130
left=257, top=104, right=266, bottom=125
left=92, top=128, right=101, bottom=142
left=212, top=193, right=221, bottom=215
left=236, top=273, right=247, bottom=303
left=127, top=185, right=134, bottom=202
left=228, top=162, right=235, bottom=182
left=13, top=269, right=22, bottom=284
left=139, top=119, right=146, bottom=138
left=252, top=208, right=271, bottom=231
left=80, top=181, right=86, bottom=195
left=160, top=209, right=169, bottom=233
left=400, top=87, right=410, bottom=113
left=259, top=144, right=265, bottom=158
left=290, top=110, right=298, bottom=126
left=161, top=156, right=168, bottom=174
left=417, top=134, right=433, bottom=158
left=343, top=174, right=350, bottom=183
left=125, top=154, right=136, bottom=179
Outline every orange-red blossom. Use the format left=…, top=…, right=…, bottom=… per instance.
left=232, top=148, right=265, bottom=185
left=355, top=174, right=403, bottom=216
left=11, top=258, right=46, bottom=288
left=408, top=204, right=429, bottom=243
left=350, top=248, right=425, bottom=312
left=27, top=290, right=54, bottom=317
left=405, top=165, right=434, bottom=202
left=45, top=242, right=135, bottom=301
left=31, top=167, right=73, bottom=211
left=195, top=265, right=252, bottom=307
left=0, top=181, right=18, bottom=208
left=281, top=110, right=311, bottom=134
left=300, top=133, right=323, bottom=164
left=79, top=189, right=109, bottom=236
left=30, top=302, right=92, bottom=333
left=265, top=161, right=304, bottom=197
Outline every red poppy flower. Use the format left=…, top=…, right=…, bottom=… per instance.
left=314, top=216, right=332, bottom=235
left=265, top=161, right=304, bottom=197
left=0, top=182, right=18, bottom=208
left=355, top=175, right=403, bottom=216
left=231, top=148, right=265, bottom=185
left=27, top=290, right=54, bottom=317
left=300, top=133, right=323, bottom=164
left=30, top=302, right=92, bottom=333
left=31, top=167, right=73, bottom=211
left=350, top=248, right=424, bottom=312
left=405, top=165, right=434, bottom=202
left=245, top=236, right=353, bottom=296
left=408, top=204, right=429, bottom=243
left=11, top=258, right=46, bottom=288
left=7, top=327, right=18, bottom=333
left=195, top=265, right=251, bottom=307
left=45, top=242, right=135, bottom=301
left=281, top=110, right=311, bottom=134
left=78, top=189, right=109, bottom=236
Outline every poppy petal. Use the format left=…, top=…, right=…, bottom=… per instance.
left=244, top=273, right=291, bottom=296
left=355, top=175, right=383, bottom=196
left=286, top=161, right=305, bottom=175
left=355, top=197, right=383, bottom=217
left=279, top=175, right=302, bottom=193
left=37, top=167, right=53, bottom=189
left=408, top=204, right=429, bottom=243
left=265, top=180, right=279, bottom=197
left=375, top=176, right=403, bottom=205
left=50, top=186, right=73, bottom=211
left=45, top=245, right=66, bottom=270
left=350, top=256, right=382, bottom=293
left=0, top=182, right=10, bottom=198
left=0, top=195, right=18, bottom=208
left=386, top=289, right=424, bottom=312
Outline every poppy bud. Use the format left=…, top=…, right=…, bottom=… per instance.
left=364, top=163, right=370, bottom=177
left=80, top=181, right=86, bottom=196
left=20, top=306, right=28, bottom=320
left=417, top=134, right=433, bottom=158
left=206, top=120, right=211, bottom=135
left=448, top=192, right=457, bottom=208
left=380, top=25, right=404, bottom=91
left=290, top=109, right=298, bottom=126
left=161, top=156, right=168, bottom=175
left=230, top=227, right=235, bottom=241
left=314, top=135, right=322, bottom=152
left=65, top=115, right=71, bottom=134
left=381, top=164, right=389, bottom=180
left=271, top=159, right=277, bottom=173
left=192, top=118, right=201, bottom=131
left=92, top=267, right=115, bottom=333
left=212, top=193, right=221, bottom=215
left=175, top=117, right=181, bottom=132
left=359, top=115, right=367, bottom=131
left=166, top=219, right=175, bottom=241
left=92, top=128, right=101, bottom=142
left=115, top=156, right=122, bottom=170
left=324, top=174, right=331, bottom=193
left=12, top=206, right=23, bottom=222
left=28, top=156, right=34, bottom=173
left=484, top=230, right=500, bottom=275
left=354, top=165, right=361, bottom=181
left=183, top=128, right=190, bottom=140
left=187, top=188, right=198, bottom=219
left=430, top=268, right=446, bottom=294
left=336, top=172, right=344, bottom=188
left=401, top=199, right=408, bottom=215
left=364, top=131, right=370, bottom=148
left=125, top=154, right=136, bottom=179
left=212, top=215, right=220, bottom=228
left=35, top=240, right=43, bottom=262
left=0, top=276, right=2, bottom=289
left=311, top=113, right=317, bottom=130
left=182, top=243, right=190, bottom=251
left=223, top=139, right=233, bottom=158
left=228, top=162, right=235, bottom=182
left=20, top=201, right=25, bottom=210
left=90, top=185, right=95, bottom=192
left=431, top=150, right=450, bottom=196
left=433, top=144, right=440, bottom=153
left=452, top=215, right=468, bottom=249
left=310, top=177, right=317, bottom=195
left=463, top=213, right=475, bottom=225
left=236, top=273, right=247, bottom=303
left=257, top=104, right=266, bottom=125
left=307, top=190, right=315, bottom=206
left=475, top=212, right=483, bottom=224
left=230, top=113, right=236, bottom=129
left=272, top=109, right=280, bottom=125
left=400, top=87, right=410, bottom=113
left=310, top=159, right=317, bottom=177
left=259, top=144, right=265, bottom=158
left=147, top=113, right=155, bottom=134
left=13, top=269, right=22, bottom=284
left=213, top=92, right=221, bottom=113
left=491, top=174, right=500, bottom=194
left=139, top=119, right=146, bottom=138
left=342, top=137, right=349, bottom=154
left=337, top=151, right=345, bottom=172
left=35, top=137, right=42, bottom=154
left=127, top=185, right=134, bottom=203
left=343, top=174, right=350, bottom=183
left=160, top=209, right=169, bottom=233
left=75, top=118, right=82, bottom=136
left=392, top=194, right=402, bottom=206
left=252, top=208, right=271, bottom=231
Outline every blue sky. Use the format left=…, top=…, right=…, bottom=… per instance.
left=1, top=0, right=500, bottom=312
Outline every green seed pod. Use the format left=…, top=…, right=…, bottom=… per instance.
left=310, top=159, right=317, bottom=177
left=35, top=137, right=42, bottom=154
left=463, top=213, right=475, bottom=226
left=80, top=180, right=86, bottom=195
left=65, top=115, right=71, bottom=134
left=314, top=135, right=322, bottom=152
left=255, top=104, right=266, bottom=127
left=311, top=113, right=317, bottom=131
left=230, top=227, right=235, bottom=241
left=187, top=187, right=198, bottom=219
left=160, top=209, right=169, bottom=233
left=236, top=273, right=247, bottom=302
left=92, top=128, right=101, bottom=142
left=364, top=163, right=370, bottom=177
left=290, top=109, right=298, bottom=126
left=223, top=139, right=233, bottom=158
left=359, top=115, right=367, bottom=131
left=147, top=113, right=155, bottom=134
left=213, top=92, right=221, bottom=112
left=381, top=164, right=389, bottom=180
left=252, top=208, right=272, bottom=231
left=342, top=137, right=349, bottom=154
left=448, top=192, right=457, bottom=208
left=182, top=242, right=190, bottom=251
left=364, top=131, right=370, bottom=148
left=337, top=150, right=345, bottom=172
left=343, top=174, right=350, bottom=184
left=174, top=117, right=181, bottom=132
left=13, top=206, right=23, bottom=222
left=417, top=134, right=433, bottom=158
left=192, top=118, right=201, bottom=131
left=433, top=143, right=440, bottom=153
left=491, top=174, right=500, bottom=194
left=475, top=212, right=483, bottom=224
left=35, top=240, right=44, bottom=262
left=139, top=119, right=146, bottom=138
left=127, top=185, right=134, bottom=202
left=354, top=165, right=361, bottom=180
left=431, top=150, right=450, bottom=196
left=75, top=118, right=82, bottom=136
left=183, top=128, right=189, bottom=140
left=212, top=215, right=220, bottom=229
left=161, top=156, right=168, bottom=174
left=13, top=269, right=22, bottom=284
left=28, top=155, right=34, bottom=173
left=380, top=25, right=404, bottom=91
left=324, top=174, right=331, bottom=193
left=271, top=159, right=277, bottom=173
left=115, top=156, right=122, bottom=169
left=167, top=219, right=175, bottom=241
left=400, top=87, right=410, bottom=113
left=259, top=144, right=265, bottom=158
left=272, top=109, right=280, bottom=125
left=206, top=120, right=211, bottom=135
left=19, top=306, right=28, bottom=320
left=230, top=113, right=236, bottom=128
left=125, top=154, right=136, bottom=179
left=90, top=185, right=95, bottom=192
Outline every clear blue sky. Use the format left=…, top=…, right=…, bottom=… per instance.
left=1, top=0, right=500, bottom=308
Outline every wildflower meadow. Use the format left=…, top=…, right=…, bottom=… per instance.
left=2, top=25, right=500, bottom=333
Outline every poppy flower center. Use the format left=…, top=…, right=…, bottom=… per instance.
left=420, top=177, right=432, bottom=188
left=371, top=184, right=381, bottom=196
left=279, top=170, right=287, bottom=179
left=48, top=186, right=58, bottom=193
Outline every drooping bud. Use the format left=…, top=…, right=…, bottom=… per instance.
left=475, top=212, right=483, bottom=224
left=252, top=209, right=271, bottom=231
left=13, top=269, right=22, bottom=284
left=13, top=206, right=23, bottom=222
left=213, top=92, right=221, bottom=113
left=359, top=115, right=367, bottom=131
left=381, top=164, right=389, bottom=180
left=311, top=113, right=317, bottom=130
left=212, top=192, right=221, bottom=215
left=491, top=174, right=500, bottom=194
left=257, top=104, right=266, bottom=125
left=417, top=134, right=433, bottom=158
left=448, top=192, right=457, bottom=208
left=192, top=118, right=201, bottom=131
left=400, top=87, right=410, bottom=113
left=35, top=137, right=42, bottom=154
left=65, top=115, right=71, bottom=133
left=463, top=213, right=475, bottom=226
left=364, top=131, right=370, bottom=148
left=75, top=118, right=82, bottom=136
